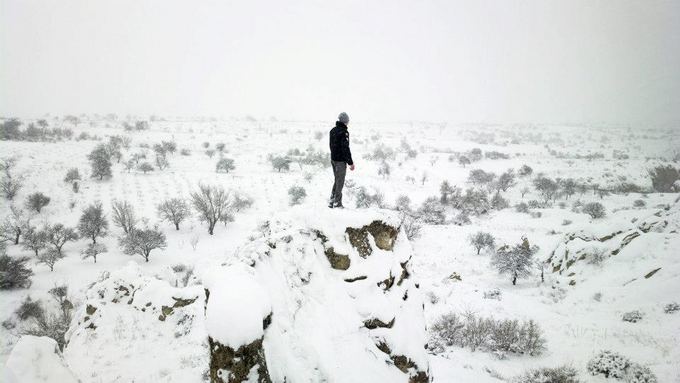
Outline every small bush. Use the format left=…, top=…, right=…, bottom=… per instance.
left=663, top=302, right=679, bottom=314
left=416, top=197, right=445, bottom=224
left=288, top=186, right=307, bottom=205
left=633, top=199, right=646, bottom=208
left=429, top=311, right=545, bottom=357
left=622, top=310, right=644, bottom=323
left=270, top=155, right=291, bottom=172
left=483, top=289, right=501, bottom=300
left=515, top=202, right=530, bottom=213
left=583, top=202, right=606, bottom=219
left=512, top=366, right=580, bottom=383
left=624, top=364, right=657, bottom=383
left=587, top=350, right=631, bottom=379
left=15, top=296, right=44, bottom=320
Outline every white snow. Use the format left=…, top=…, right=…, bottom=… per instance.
left=3, top=336, right=78, bottom=383
left=204, top=264, right=271, bottom=348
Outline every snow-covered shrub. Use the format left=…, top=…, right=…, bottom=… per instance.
left=583, top=202, right=606, bottom=219
left=624, top=364, right=657, bottom=383
left=429, top=313, right=465, bottom=353
left=562, top=219, right=572, bottom=226
left=137, top=161, right=154, bottom=173
left=394, top=194, right=412, bottom=212
left=25, top=192, right=50, bottom=213
left=468, top=231, right=495, bottom=255
left=633, top=199, right=646, bottom=208
left=491, top=192, right=509, bottom=210
left=586, top=248, right=608, bottom=266
left=663, top=302, right=680, bottom=314
left=416, top=197, right=446, bottom=224
left=288, top=186, right=307, bottom=205
left=458, top=156, right=471, bottom=167
left=15, top=296, right=44, bottom=320
left=0, top=171, right=23, bottom=200
left=399, top=212, right=422, bottom=240
left=511, top=365, right=580, bottom=383
left=180, top=148, right=191, bottom=156
left=231, top=192, right=254, bottom=212
left=648, top=165, right=680, bottom=192
left=529, top=211, right=542, bottom=218
left=516, top=202, right=530, bottom=213
left=111, top=200, right=137, bottom=235
left=216, top=157, right=235, bottom=173
left=453, top=211, right=471, bottom=225
left=457, top=188, right=490, bottom=215
left=571, top=200, right=583, bottom=212
left=621, top=310, right=644, bottom=323
left=483, top=288, right=502, bottom=300
left=439, top=181, right=457, bottom=204
left=377, top=161, right=391, bottom=179
left=157, top=198, right=190, bottom=230
left=431, top=312, right=545, bottom=356
left=78, top=202, right=109, bottom=244
left=485, top=151, right=510, bottom=160
left=492, top=237, right=539, bottom=285
left=205, top=149, right=216, bottom=158
left=587, top=350, right=631, bottom=379
left=118, top=226, right=167, bottom=263
left=215, top=142, right=225, bottom=152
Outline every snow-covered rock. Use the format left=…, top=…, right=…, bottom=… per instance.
left=41, top=210, right=431, bottom=383
left=3, top=336, right=79, bottom=383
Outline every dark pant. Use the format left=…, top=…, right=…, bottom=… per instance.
left=330, top=160, right=347, bottom=206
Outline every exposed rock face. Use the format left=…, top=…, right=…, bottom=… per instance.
left=208, top=336, right=271, bottom=383
left=345, top=220, right=399, bottom=257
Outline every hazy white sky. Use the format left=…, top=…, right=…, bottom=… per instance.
left=1, top=0, right=679, bottom=125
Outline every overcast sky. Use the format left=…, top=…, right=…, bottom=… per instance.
left=1, top=0, right=679, bottom=125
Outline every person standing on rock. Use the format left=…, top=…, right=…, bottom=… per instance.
left=329, top=112, right=354, bottom=208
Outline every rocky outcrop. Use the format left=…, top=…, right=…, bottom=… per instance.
left=345, top=220, right=399, bottom=257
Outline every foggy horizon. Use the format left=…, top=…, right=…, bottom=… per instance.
left=2, top=0, right=679, bottom=126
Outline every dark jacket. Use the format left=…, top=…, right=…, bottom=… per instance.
left=329, top=121, right=353, bottom=165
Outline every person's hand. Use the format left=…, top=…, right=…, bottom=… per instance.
left=350, top=164, right=355, bottom=171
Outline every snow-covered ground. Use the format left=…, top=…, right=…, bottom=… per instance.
left=1, top=117, right=679, bottom=382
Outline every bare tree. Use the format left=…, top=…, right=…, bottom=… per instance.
left=81, top=243, right=107, bottom=263
left=111, top=200, right=137, bottom=234
left=37, top=248, right=65, bottom=272
left=44, top=224, right=79, bottom=257
left=468, top=232, right=495, bottom=255
left=119, top=226, right=167, bottom=262
left=1, top=206, right=31, bottom=245
left=22, top=226, right=47, bottom=257
left=157, top=198, right=191, bottom=230
left=190, top=184, right=232, bottom=235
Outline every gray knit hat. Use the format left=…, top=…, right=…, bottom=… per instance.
left=338, top=112, right=349, bottom=124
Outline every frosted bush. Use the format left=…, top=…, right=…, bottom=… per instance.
left=621, top=310, right=644, bottom=323
left=624, top=364, right=657, bottom=383
left=288, top=186, right=307, bottom=205
left=512, top=365, right=580, bottom=383
left=429, top=312, right=545, bottom=357
left=663, top=302, right=679, bottom=314
left=516, top=202, right=530, bottom=213
left=416, top=197, right=446, bottom=224
left=583, top=202, right=606, bottom=219
left=483, top=289, right=502, bottom=300
left=587, top=350, right=631, bottom=379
